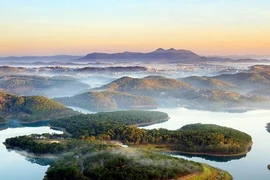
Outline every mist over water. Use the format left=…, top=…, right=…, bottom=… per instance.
left=142, top=108, right=270, bottom=180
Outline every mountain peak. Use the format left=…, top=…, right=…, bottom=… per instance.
left=167, top=48, right=176, bottom=51
left=155, top=48, right=166, bottom=52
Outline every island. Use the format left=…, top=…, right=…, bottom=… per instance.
left=6, top=110, right=251, bottom=157
left=48, top=112, right=252, bottom=156
left=4, top=110, right=248, bottom=179
left=5, top=134, right=232, bottom=180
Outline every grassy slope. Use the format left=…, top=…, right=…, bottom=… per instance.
left=181, top=164, right=232, bottom=180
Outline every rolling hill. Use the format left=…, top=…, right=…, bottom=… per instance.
left=0, top=92, right=76, bottom=122
left=54, top=91, right=157, bottom=110
left=97, top=76, right=195, bottom=97
left=0, top=75, right=90, bottom=97
left=181, top=76, right=237, bottom=90
left=212, top=72, right=270, bottom=91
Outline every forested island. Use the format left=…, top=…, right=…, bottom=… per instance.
left=0, top=92, right=77, bottom=123
left=5, top=110, right=251, bottom=156
left=3, top=111, right=252, bottom=179
left=5, top=134, right=232, bottom=180
left=49, top=112, right=252, bottom=156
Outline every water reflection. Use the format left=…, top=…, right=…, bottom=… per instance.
left=0, top=120, right=50, bottom=130
left=166, top=152, right=246, bottom=162
left=26, top=157, right=55, bottom=166
left=143, top=108, right=270, bottom=180
left=0, top=126, right=61, bottom=180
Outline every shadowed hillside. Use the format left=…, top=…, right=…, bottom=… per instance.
left=55, top=91, right=157, bottom=110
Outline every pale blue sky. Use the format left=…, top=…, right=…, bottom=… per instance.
left=0, top=0, right=269, bottom=56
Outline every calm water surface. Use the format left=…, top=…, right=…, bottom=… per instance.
left=0, top=126, right=61, bottom=180
left=143, top=108, right=270, bottom=180
left=1, top=108, right=270, bottom=179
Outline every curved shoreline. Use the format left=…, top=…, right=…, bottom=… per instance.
left=164, top=142, right=253, bottom=157
left=4, top=144, right=57, bottom=159
left=132, top=142, right=253, bottom=158
left=49, top=117, right=170, bottom=136
left=133, top=117, right=170, bottom=127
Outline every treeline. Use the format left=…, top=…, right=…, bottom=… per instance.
left=4, top=134, right=116, bottom=155
left=45, top=149, right=203, bottom=180
left=50, top=111, right=252, bottom=155
left=50, top=110, right=169, bottom=137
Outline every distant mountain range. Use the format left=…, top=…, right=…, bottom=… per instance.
left=0, top=55, right=82, bottom=62
left=1, top=49, right=270, bottom=63
left=80, top=48, right=201, bottom=62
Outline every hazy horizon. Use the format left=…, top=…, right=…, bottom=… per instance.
left=1, top=0, right=270, bottom=56
left=1, top=48, right=270, bottom=59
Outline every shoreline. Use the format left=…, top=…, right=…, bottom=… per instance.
left=133, top=117, right=170, bottom=127
left=49, top=126, right=71, bottom=136
left=132, top=142, right=253, bottom=158
left=4, top=144, right=57, bottom=159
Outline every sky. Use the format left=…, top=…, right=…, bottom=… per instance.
left=0, top=0, right=270, bottom=56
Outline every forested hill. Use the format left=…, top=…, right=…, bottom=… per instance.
left=0, top=92, right=76, bottom=122
left=97, top=76, right=195, bottom=96
left=54, top=91, right=157, bottom=110
left=4, top=135, right=231, bottom=180
left=181, top=76, right=237, bottom=90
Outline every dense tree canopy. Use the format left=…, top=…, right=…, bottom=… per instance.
left=54, top=91, right=157, bottom=110
left=50, top=111, right=252, bottom=155
left=45, top=148, right=203, bottom=180
left=0, top=92, right=77, bottom=122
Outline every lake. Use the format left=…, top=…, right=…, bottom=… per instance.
left=0, top=126, right=61, bottom=180
left=143, top=108, right=270, bottom=180
left=0, top=108, right=270, bottom=179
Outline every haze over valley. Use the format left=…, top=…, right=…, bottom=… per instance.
left=1, top=1, right=270, bottom=180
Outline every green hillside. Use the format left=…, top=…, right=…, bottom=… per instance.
left=0, top=92, right=76, bottom=122
left=181, top=76, right=237, bottom=90
left=213, top=72, right=270, bottom=88
left=178, top=89, right=268, bottom=111
left=55, top=91, right=157, bottom=110
left=98, top=76, right=195, bottom=96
